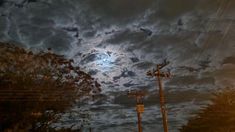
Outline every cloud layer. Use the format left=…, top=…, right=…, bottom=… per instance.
left=1, top=0, right=235, bottom=131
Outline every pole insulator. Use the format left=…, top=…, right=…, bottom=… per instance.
left=136, top=104, right=144, bottom=113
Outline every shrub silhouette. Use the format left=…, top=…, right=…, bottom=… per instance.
left=180, top=88, right=235, bottom=132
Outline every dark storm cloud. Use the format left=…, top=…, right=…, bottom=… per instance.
left=155, top=0, right=198, bottom=19
left=43, top=37, right=71, bottom=52
left=87, top=0, right=154, bottom=21
left=129, top=57, right=140, bottom=63
left=147, top=90, right=211, bottom=104
left=112, top=89, right=211, bottom=109
left=113, top=68, right=136, bottom=81
left=106, top=29, right=148, bottom=44
left=166, top=75, right=215, bottom=87
left=123, top=81, right=138, bottom=88
left=88, top=69, right=99, bottom=76
left=147, top=0, right=234, bottom=23
left=1, top=0, right=235, bottom=131
left=113, top=93, right=135, bottom=107
left=133, top=61, right=155, bottom=70
left=30, top=17, right=55, bottom=27
left=137, top=33, right=192, bottom=52
left=0, top=17, right=7, bottom=40
left=81, top=53, right=97, bottom=64
left=19, top=24, right=53, bottom=45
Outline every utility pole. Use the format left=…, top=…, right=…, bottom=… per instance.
left=146, top=60, right=171, bottom=132
left=127, top=91, right=146, bottom=132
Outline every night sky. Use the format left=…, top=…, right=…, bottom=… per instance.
left=0, top=0, right=235, bottom=131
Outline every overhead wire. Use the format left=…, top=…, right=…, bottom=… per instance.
left=212, top=0, right=233, bottom=60
left=176, top=0, right=226, bottom=78
left=193, top=0, right=231, bottom=64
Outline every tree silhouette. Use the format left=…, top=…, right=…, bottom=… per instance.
left=0, top=42, right=101, bottom=131
left=180, top=88, right=235, bottom=132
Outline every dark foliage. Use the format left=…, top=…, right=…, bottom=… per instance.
left=180, top=88, right=235, bottom=132
left=0, top=42, right=101, bottom=131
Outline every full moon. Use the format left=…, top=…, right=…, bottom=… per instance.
left=1, top=0, right=235, bottom=131
left=95, top=52, right=115, bottom=70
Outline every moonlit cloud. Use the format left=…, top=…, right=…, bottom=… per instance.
left=1, top=0, right=235, bottom=131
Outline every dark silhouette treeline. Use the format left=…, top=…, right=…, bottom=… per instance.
left=0, top=42, right=101, bottom=131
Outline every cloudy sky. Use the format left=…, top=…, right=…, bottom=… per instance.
left=0, top=0, right=235, bottom=131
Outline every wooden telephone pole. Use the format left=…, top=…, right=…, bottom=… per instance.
left=146, top=60, right=171, bottom=132
left=127, top=91, right=146, bottom=132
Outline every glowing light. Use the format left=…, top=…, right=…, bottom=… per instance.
left=95, top=53, right=115, bottom=69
